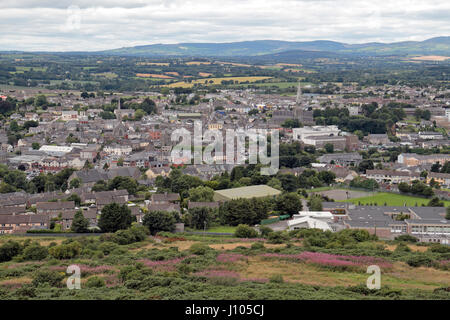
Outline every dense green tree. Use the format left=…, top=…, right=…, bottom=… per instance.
left=219, top=198, right=271, bottom=226
left=308, top=195, right=323, bottom=211
left=98, top=203, right=133, bottom=233
left=34, top=95, right=47, bottom=107
left=188, top=186, right=214, bottom=202
left=358, top=160, right=374, bottom=173
left=186, top=207, right=215, bottom=230
left=69, top=178, right=81, bottom=189
left=276, top=192, right=303, bottom=216
left=142, top=210, right=177, bottom=235
left=277, top=174, right=298, bottom=192
left=324, top=143, right=334, bottom=153
left=71, top=210, right=90, bottom=233
left=427, top=197, right=444, bottom=207
left=318, top=171, right=336, bottom=185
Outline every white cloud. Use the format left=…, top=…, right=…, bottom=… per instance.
left=0, top=0, right=449, bottom=51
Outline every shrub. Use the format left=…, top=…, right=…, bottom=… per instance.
left=113, top=229, right=136, bottom=245
left=394, top=243, right=411, bottom=253
left=85, top=276, right=106, bottom=288
left=0, top=241, right=21, bottom=262
left=305, top=235, right=329, bottom=248
left=48, top=241, right=81, bottom=260
left=269, top=274, right=284, bottom=283
left=209, top=276, right=239, bottom=286
left=234, top=224, right=258, bottom=238
left=395, top=235, right=418, bottom=243
left=406, top=255, right=435, bottom=267
left=129, top=224, right=150, bottom=241
left=119, top=264, right=152, bottom=283
left=32, top=270, right=64, bottom=287
left=428, top=244, right=450, bottom=254
left=251, top=242, right=265, bottom=250
left=189, top=243, right=209, bottom=255
left=267, top=231, right=289, bottom=244
left=98, top=242, right=120, bottom=255
left=15, top=284, right=37, bottom=298
left=259, top=226, right=273, bottom=238
left=22, top=244, right=48, bottom=261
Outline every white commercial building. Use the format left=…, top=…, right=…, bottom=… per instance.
left=288, top=217, right=332, bottom=231
left=39, top=145, right=73, bottom=156
left=292, top=126, right=340, bottom=142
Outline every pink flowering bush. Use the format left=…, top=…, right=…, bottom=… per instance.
left=48, top=264, right=115, bottom=276
left=216, top=253, right=247, bottom=263
left=260, top=252, right=392, bottom=272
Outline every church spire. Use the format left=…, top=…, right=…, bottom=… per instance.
left=296, top=82, right=302, bottom=105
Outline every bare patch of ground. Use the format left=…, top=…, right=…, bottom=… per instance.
left=314, top=189, right=375, bottom=201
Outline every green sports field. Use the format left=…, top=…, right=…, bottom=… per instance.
left=338, top=192, right=450, bottom=207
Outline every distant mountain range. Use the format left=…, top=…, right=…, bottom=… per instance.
left=99, top=37, right=450, bottom=57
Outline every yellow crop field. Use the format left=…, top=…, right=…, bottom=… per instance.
left=186, top=61, right=211, bottom=65
left=411, top=55, right=450, bottom=61
left=165, top=76, right=273, bottom=88
left=165, top=72, right=179, bottom=76
left=276, top=63, right=303, bottom=67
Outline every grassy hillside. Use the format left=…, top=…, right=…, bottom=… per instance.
left=100, top=37, right=450, bottom=57
left=1, top=229, right=450, bottom=300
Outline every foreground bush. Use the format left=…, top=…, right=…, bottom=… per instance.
left=189, top=243, right=209, bottom=255
left=22, top=244, right=48, bottom=261
left=267, top=231, right=289, bottom=244
left=395, top=235, right=418, bottom=243
left=0, top=241, right=21, bottom=262
left=406, top=254, right=435, bottom=268
left=32, top=270, right=64, bottom=287
left=234, top=224, right=258, bottom=238
left=85, top=276, right=106, bottom=288
left=48, top=241, right=81, bottom=260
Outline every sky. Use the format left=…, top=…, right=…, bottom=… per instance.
left=0, top=0, right=449, bottom=52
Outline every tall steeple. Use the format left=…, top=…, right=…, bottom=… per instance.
left=296, top=82, right=302, bottom=105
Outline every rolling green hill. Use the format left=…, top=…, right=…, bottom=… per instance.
left=99, top=37, right=450, bottom=57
